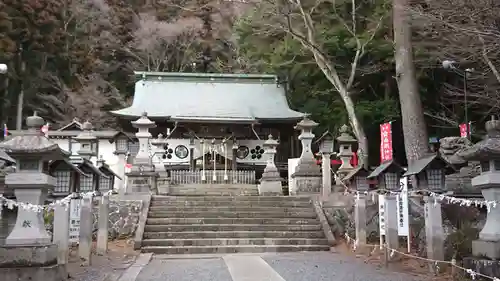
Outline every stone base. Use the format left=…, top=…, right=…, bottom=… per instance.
left=126, top=172, right=158, bottom=194
left=0, top=264, right=67, bottom=281
left=258, top=180, right=282, bottom=196
left=290, top=176, right=321, bottom=195
left=0, top=244, right=66, bottom=281
left=472, top=239, right=500, bottom=259
left=463, top=257, right=500, bottom=279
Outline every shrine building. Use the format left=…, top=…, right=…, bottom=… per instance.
left=111, top=72, right=306, bottom=178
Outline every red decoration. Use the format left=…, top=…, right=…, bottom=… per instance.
left=459, top=123, right=471, bottom=138
left=380, top=122, right=393, bottom=163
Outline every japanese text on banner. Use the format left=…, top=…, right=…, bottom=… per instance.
left=380, top=122, right=393, bottom=163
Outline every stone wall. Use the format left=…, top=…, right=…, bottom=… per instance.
left=92, top=198, right=143, bottom=239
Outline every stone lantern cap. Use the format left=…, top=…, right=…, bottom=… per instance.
left=458, top=117, right=500, bottom=161
left=263, top=134, right=278, bottom=147
left=294, top=116, right=318, bottom=130
left=131, top=112, right=156, bottom=129
left=336, top=124, right=357, bottom=143
left=73, top=120, right=97, bottom=142
left=0, top=112, right=68, bottom=159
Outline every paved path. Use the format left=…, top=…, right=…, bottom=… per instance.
left=126, top=252, right=426, bottom=281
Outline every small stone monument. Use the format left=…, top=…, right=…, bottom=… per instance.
left=336, top=124, right=357, bottom=177
left=112, top=133, right=131, bottom=192
left=126, top=112, right=158, bottom=194
left=291, top=117, right=322, bottom=195
left=460, top=117, right=500, bottom=277
left=258, top=135, right=282, bottom=195
left=0, top=112, right=67, bottom=281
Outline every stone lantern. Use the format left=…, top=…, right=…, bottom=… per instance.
left=290, top=117, right=322, bottom=195
left=126, top=112, right=158, bottom=194
left=49, top=158, right=85, bottom=197
left=343, top=166, right=371, bottom=192
left=458, top=117, right=500, bottom=268
left=318, top=132, right=335, bottom=198
left=72, top=121, right=104, bottom=195
left=0, top=112, right=68, bottom=280
left=403, top=154, right=452, bottom=192
left=336, top=124, right=357, bottom=177
left=366, top=160, right=404, bottom=191
left=258, top=134, right=282, bottom=195
left=73, top=120, right=97, bottom=160
left=110, top=132, right=132, bottom=191
left=97, top=155, right=121, bottom=193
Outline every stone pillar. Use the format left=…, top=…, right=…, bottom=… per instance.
left=384, top=195, right=399, bottom=258
left=96, top=194, right=109, bottom=255
left=126, top=112, right=158, bottom=194
left=321, top=153, right=331, bottom=198
left=53, top=204, right=70, bottom=265
left=231, top=141, right=238, bottom=183
left=336, top=124, right=356, bottom=178
left=354, top=194, right=367, bottom=250
left=291, top=117, right=322, bottom=194
left=424, top=196, right=445, bottom=273
left=114, top=152, right=127, bottom=192
left=78, top=194, right=93, bottom=266
left=258, top=135, right=282, bottom=195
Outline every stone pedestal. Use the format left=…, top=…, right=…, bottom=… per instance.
left=5, top=173, right=54, bottom=245
left=0, top=244, right=66, bottom=281
left=258, top=135, right=282, bottom=196
left=126, top=170, right=158, bottom=194
left=291, top=118, right=322, bottom=194
left=472, top=186, right=500, bottom=259
left=424, top=196, right=445, bottom=270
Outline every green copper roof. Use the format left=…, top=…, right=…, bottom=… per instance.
left=111, top=72, right=305, bottom=122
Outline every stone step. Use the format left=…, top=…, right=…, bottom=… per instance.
left=150, top=200, right=312, bottom=208
left=167, top=191, right=260, bottom=196
left=148, top=206, right=314, bottom=213
left=141, top=244, right=330, bottom=254
left=147, top=211, right=317, bottom=219
left=151, top=195, right=311, bottom=202
left=141, top=238, right=328, bottom=247
left=143, top=231, right=326, bottom=239
left=146, top=218, right=320, bottom=225
left=144, top=224, right=322, bottom=232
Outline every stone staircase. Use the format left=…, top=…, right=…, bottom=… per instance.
left=140, top=192, right=331, bottom=254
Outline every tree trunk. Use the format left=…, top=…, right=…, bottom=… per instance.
left=393, top=0, right=429, bottom=162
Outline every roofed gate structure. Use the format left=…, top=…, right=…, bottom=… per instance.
left=111, top=72, right=306, bottom=188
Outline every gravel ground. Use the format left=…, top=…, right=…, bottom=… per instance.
left=262, top=252, right=425, bottom=281
left=67, top=240, right=139, bottom=281
left=136, top=258, right=234, bottom=281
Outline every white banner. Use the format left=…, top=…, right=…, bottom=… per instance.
left=397, top=177, right=410, bottom=237
left=378, top=194, right=385, bottom=235
left=69, top=198, right=81, bottom=243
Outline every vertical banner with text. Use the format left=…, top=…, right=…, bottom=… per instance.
left=380, top=122, right=393, bottom=163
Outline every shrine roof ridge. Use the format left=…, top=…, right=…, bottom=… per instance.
left=134, top=71, right=279, bottom=82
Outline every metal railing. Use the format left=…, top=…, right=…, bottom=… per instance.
left=169, top=170, right=256, bottom=185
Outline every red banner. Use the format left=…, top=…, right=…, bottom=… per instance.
left=459, top=123, right=471, bottom=138
left=380, top=122, right=393, bottom=163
